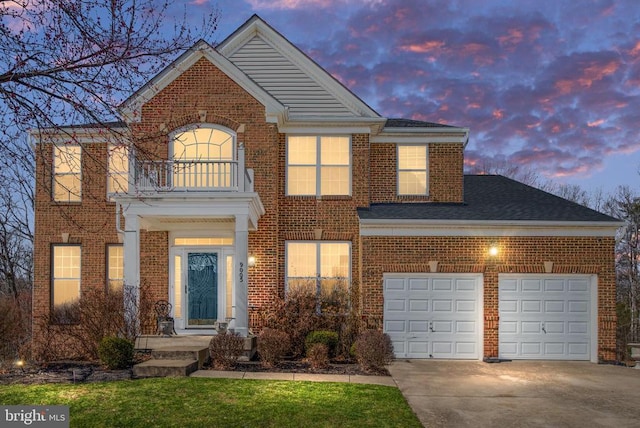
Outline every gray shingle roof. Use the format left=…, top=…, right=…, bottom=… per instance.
left=358, top=175, right=620, bottom=223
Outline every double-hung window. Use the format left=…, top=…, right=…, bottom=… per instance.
left=53, top=145, right=82, bottom=202
left=285, top=241, right=350, bottom=311
left=51, top=245, right=81, bottom=323
left=107, top=144, right=129, bottom=196
left=397, top=144, right=428, bottom=195
left=287, top=136, right=350, bottom=196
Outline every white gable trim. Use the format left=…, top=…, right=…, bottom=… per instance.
left=217, top=16, right=380, bottom=120
left=119, top=40, right=285, bottom=123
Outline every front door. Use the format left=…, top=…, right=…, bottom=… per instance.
left=187, top=252, right=218, bottom=327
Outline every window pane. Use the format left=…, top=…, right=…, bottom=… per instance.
left=288, top=136, right=316, bottom=165
left=287, top=243, right=317, bottom=277
left=287, top=278, right=316, bottom=295
left=54, top=146, right=81, bottom=173
left=53, top=279, right=80, bottom=306
left=108, top=144, right=129, bottom=194
left=288, top=166, right=316, bottom=195
left=107, top=245, right=123, bottom=292
left=398, top=145, right=427, bottom=169
left=320, top=166, right=349, bottom=195
left=174, top=255, right=182, bottom=318
left=320, top=136, right=349, bottom=165
left=399, top=171, right=427, bottom=195
left=320, top=243, right=350, bottom=277
left=53, top=175, right=81, bottom=202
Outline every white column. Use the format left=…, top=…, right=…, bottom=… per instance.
left=123, top=214, right=140, bottom=334
left=233, top=214, right=249, bottom=336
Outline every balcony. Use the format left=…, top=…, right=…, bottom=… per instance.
left=129, top=145, right=254, bottom=194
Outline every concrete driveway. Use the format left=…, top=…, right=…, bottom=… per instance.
left=389, top=360, right=640, bottom=428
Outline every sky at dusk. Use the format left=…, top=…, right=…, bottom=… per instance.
left=173, top=0, right=640, bottom=195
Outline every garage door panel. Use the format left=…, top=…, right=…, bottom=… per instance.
left=432, top=320, right=452, bottom=332
left=499, top=275, right=591, bottom=361
left=568, top=343, right=589, bottom=355
left=432, top=278, right=453, bottom=291
left=385, top=320, right=406, bottom=333
left=568, top=280, right=589, bottom=292
left=545, top=321, right=565, bottom=334
left=501, top=300, right=518, bottom=312
left=456, top=279, right=476, bottom=291
left=386, top=299, right=406, bottom=312
left=544, top=343, right=565, bottom=355
left=384, top=275, right=481, bottom=359
left=522, top=321, right=542, bottom=334
left=544, top=301, right=565, bottom=312
left=501, top=321, right=518, bottom=333
left=409, top=299, right=429, bottom=312
left=409, top=320, right=429, bottom=332
left=520, top=342, right=542, bottom=355
left=521, top=300, right=541, bottom=312
left=568, top=322, right=588, bottom=334
left=385, top=278, right=406, bottom=291
left=568, top=301, right=588, bottom=313
left=544, top=280, right=565, bottom=292
left=456, top=321, right=476, bottom=333
left=456, top=300, right=476, bottom=312
left=522, top=279, right=542, bottom=292
left=432, top=299, right=452, bottom=312
left=408, top=278, right=428, bottom=291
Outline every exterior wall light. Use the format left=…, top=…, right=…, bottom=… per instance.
left=488, top=245, right=499, bottom=257
left=248, top=255, right=256, bottom=267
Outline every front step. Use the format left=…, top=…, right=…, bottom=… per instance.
left=151, top=346, right=209, bottom=369
left=133, top=359, right=199, bottom=378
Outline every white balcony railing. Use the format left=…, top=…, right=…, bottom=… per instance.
left=131, top=144, right=253, bottom=193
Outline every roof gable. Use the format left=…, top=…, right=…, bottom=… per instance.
left=217, top=15, right=380, bottom=121
left=119, top=40, right=285, bottom=123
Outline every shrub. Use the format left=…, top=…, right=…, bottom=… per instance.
left=259, top=286, right=350, bottom=358
left=353, top=330, right=394, bottom=373
left=98, top=336, right=134, bottom=369
left=305, top=343, right=329, bottom=370
left=257, top=328, right=290, bottom=368
left=209, top=332, right=245, bottom=370
left=305, top=330, right=339, bottom=358
left=32, top=282, right=154, bottom=362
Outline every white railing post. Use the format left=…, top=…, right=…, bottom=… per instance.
left=237, top=143, right=246, bottom=192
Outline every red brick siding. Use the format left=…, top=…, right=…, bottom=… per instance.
left=370, top=143, right=464, bottom=203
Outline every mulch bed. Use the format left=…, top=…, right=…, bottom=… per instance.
left=0, top=358, right=388, bottom=385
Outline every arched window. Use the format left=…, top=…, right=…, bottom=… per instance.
left=171, top=126, right=236, bottom=189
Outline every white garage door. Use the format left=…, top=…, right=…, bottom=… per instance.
left=384, top=274, right=482, bottom=359
left=499, top=275, right=594, bottom=360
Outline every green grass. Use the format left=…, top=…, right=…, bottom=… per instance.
left=0, top=378, right=422, bottom=427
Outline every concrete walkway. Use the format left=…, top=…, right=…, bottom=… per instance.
left=190, top=369, right=397, bottom=386
left=388, top=360, right=640, bottom=428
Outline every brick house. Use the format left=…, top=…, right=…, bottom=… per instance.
left=33, top=15, right=621, bottom=362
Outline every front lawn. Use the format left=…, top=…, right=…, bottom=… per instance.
left=0, top=377, right=421, bottom=427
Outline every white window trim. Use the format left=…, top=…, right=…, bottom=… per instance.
left=286, top=135, right=352, bottom=197
left=397, top=144, right=429, bottom=196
